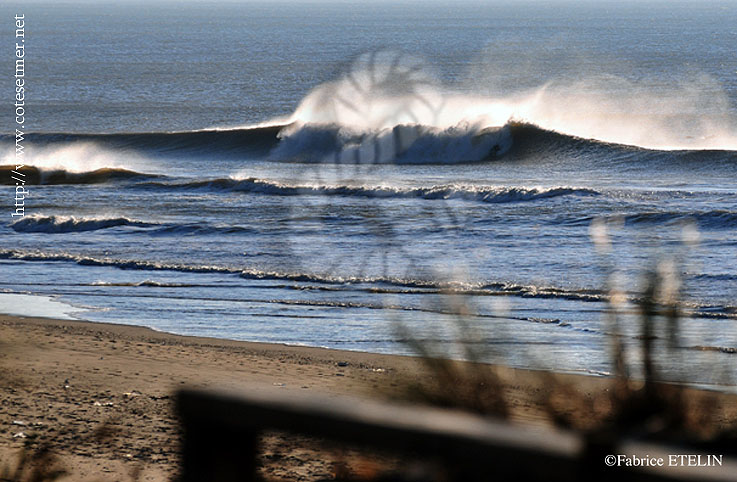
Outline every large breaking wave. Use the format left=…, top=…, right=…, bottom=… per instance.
left=3, top=122, right=734, bottom=176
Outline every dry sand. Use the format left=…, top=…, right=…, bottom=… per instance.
left=1, top=314, right=735, bottom=481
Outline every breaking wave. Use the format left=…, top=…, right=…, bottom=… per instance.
left=90, top=280, right=203, bottom=288
left=10, top=215, right=155, bottom=233
left=3, top=121, right=734, bottom=168
left=144, top=177, right=600, bottom=203
left=6, top=216, right=268, bottom=236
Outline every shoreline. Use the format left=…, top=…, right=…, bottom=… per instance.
left=2, top=314, right=737, bottom=481
left=6, top=302, right=737, bottom=394
left=1, top=291, right=616, bottom=381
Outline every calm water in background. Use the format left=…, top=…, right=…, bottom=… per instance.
left=1, top=1, right=737, bottom=386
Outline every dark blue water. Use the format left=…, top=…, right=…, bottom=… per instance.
left=1, top=1, right=737, bottom=387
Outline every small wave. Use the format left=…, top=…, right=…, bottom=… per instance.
left=3, top=248, right=735, bottom=320
left=0, top=165, right=158, bottom=185
left=0, top=248, right=606, bottom=299
left=143, top=177, right=599, bottom=204
left=10, top=215, right=155, bottom=233
left=474, top=282, right=606, bottom=302
left=685, top=304, right=737, bottom=320
left=0, top=249, right=243, bottom=274
left=147, top=223, right=257, bottom=236
left=7, top=216, right=266, bottom=237
left=567, top=210, right=737, bottom=229
left=625, top=210, right=737, bottom=229
left=690, top=345, right=737, bottom=354
left=690, top=273, right=737, bottom=282
left=90, top=280, right=201, bottom=288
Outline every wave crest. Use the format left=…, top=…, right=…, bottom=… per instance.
left=147, top=176, right=600, bottom=203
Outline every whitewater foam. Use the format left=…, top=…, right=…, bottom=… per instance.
left=0, top=141, right=146, bottom=173
left=285, top=50, right=737, bottom=151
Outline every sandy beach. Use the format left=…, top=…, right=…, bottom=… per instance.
left=1, top=314, right=736, bottom=481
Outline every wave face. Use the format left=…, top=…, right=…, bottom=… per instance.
left=10, top=215, right=154, bottom=233
left=269, top=123, right=515, bottom=163
left=13, top=125, right=284, bottom=157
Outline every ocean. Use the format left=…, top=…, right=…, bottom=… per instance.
left=1, top=1, right=736, bottom=387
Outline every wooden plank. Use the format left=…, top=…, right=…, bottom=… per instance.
left=177, top=388, right=737, bottom=482
left=178, top=388, right=582, bottom=481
